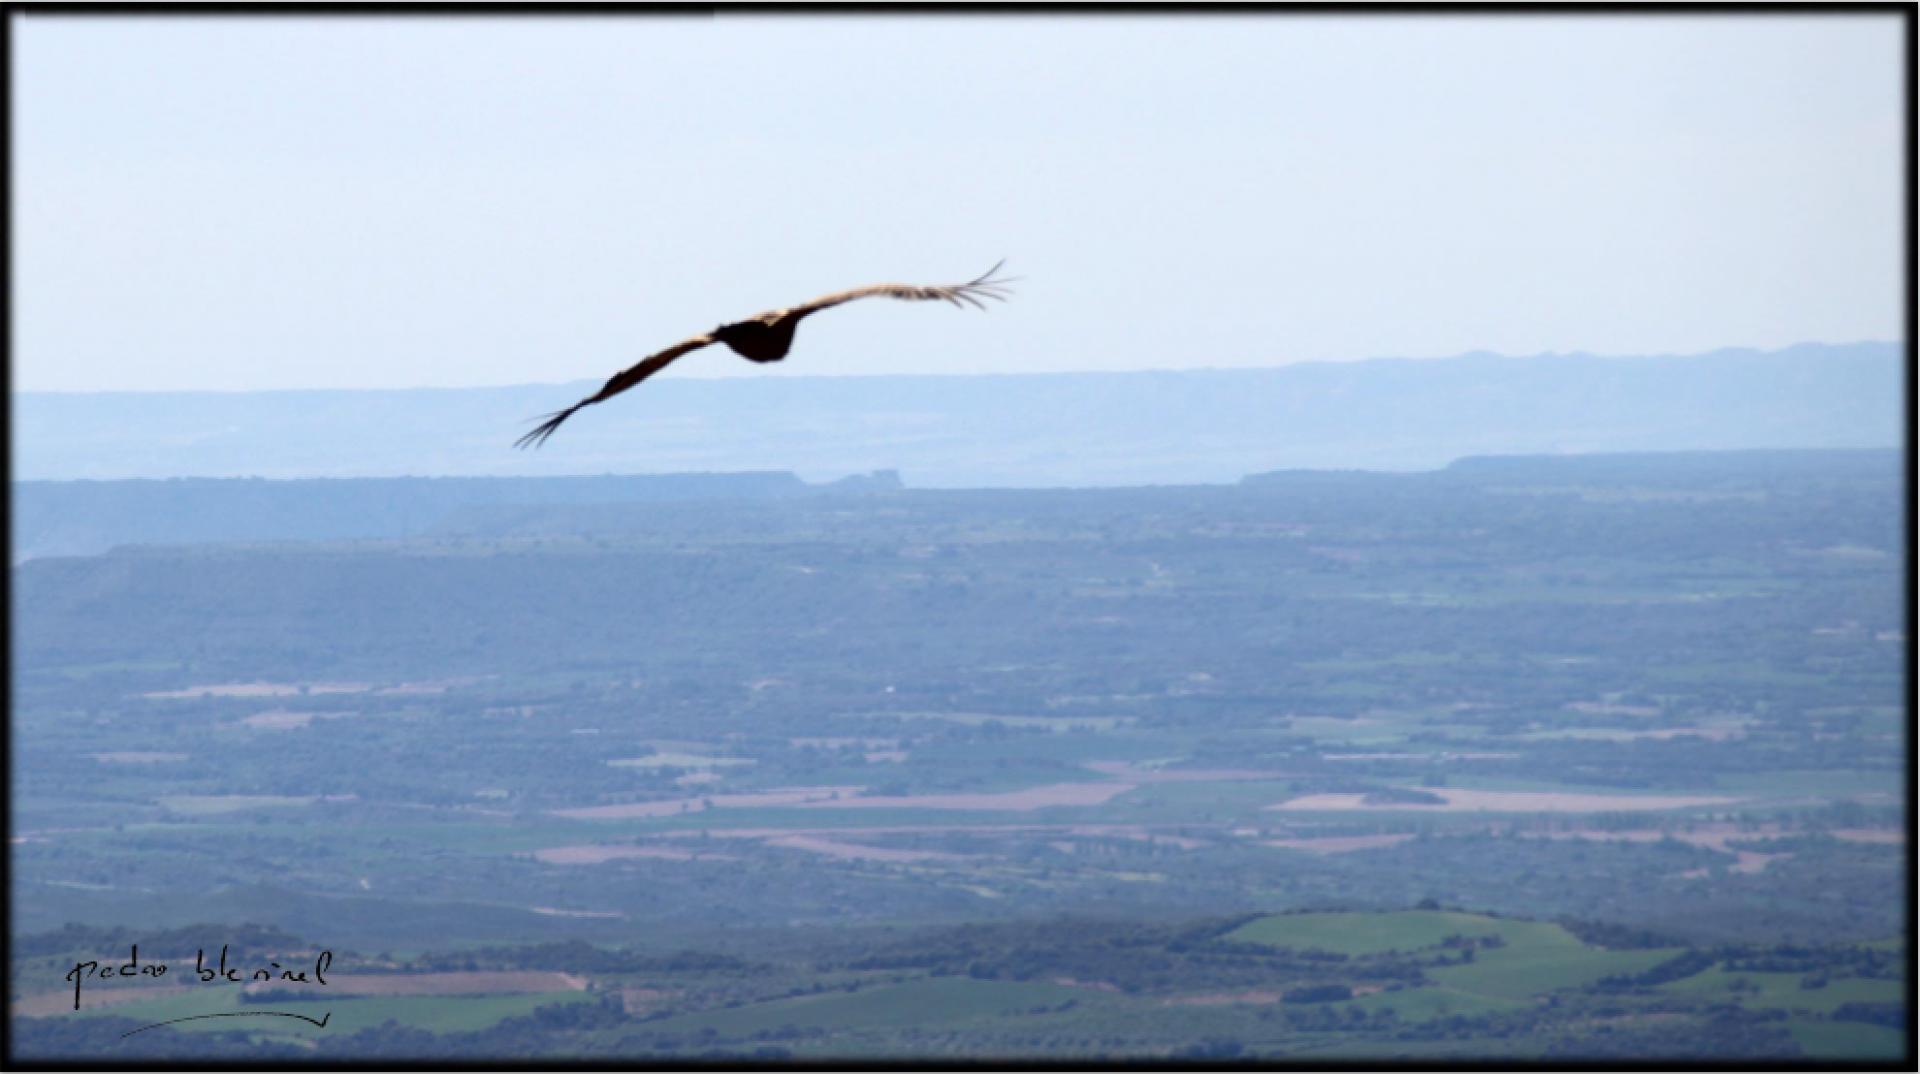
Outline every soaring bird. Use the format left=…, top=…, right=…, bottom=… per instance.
left=514, top=261, right=1015, bottom=448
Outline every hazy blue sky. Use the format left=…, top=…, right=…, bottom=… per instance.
left=14, top=12, right=1905, bottom=392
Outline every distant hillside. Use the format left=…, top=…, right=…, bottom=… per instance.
left=14, top=447, right=1899, bottom=689
left=11, top=447, right=1897, bottom=566
left=10, top=343, right=1903, bottom=486
left=1246, top=447, right=1905, bottom=490
left=10, top=470, right=899, bottom=562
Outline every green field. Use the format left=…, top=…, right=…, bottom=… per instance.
left=1661, top=968, right=1906, bottom=1016
left=638, top=977, right=1093, bottom=1037
left=1785, top=1019, right=1908, bottom=1060
left=1227, top=910, right=1684, bottom=1005
left=1338, top=985, right=1524, bottom=1021
left=1427, top=932, right=1680, bottom=1001
left=17, top=907, right=1907, bottom=1060
left=73, top=988, right=594, bottom=1038
left=1225, top=910, right=1518, bottom=955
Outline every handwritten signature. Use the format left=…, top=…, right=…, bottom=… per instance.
left=66, top=944, right=334, bottom=1031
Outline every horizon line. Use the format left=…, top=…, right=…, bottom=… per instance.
left=11, top=339, right=1902, bottom=397
left=10, top=445, right=1903, bottom=494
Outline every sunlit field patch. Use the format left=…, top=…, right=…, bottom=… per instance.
left=607, top=752, right=754, bottom=769
left=887, top=712, right=1133, bottom=731
left=530, top=844, right=735, bottom=864
left=1268, top=789, right=1737, bottom=813
left=763, top=834, right=972, bottom=862
left=157, top=795, right=322, bottom=816
left=551, top=786, right=862, bottom=820
left=144, top=681, right=371, bottom=699
left=801, top=782, right=1139, bottom=811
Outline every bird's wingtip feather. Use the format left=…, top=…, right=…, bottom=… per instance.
left=513, top=408, right=576, bottom=450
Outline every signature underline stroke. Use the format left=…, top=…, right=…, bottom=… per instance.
left=120, top=1009, right=332, bottom=1038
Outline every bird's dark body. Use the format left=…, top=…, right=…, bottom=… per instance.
left=715, top=317, right=800, bottom=363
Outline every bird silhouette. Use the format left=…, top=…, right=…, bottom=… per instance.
left=514, top=261, right=1015, bottom=448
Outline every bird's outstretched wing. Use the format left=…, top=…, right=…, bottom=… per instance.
left=514, top=332, right=717, bottom=449
left=515, top=262, right=1013, bottom=448
left=776, top=260, right=1016, bottom=320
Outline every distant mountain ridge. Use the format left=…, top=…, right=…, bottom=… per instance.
left=12, top=448, right=1897, bottom=564
left=11, top=342, right=1902, bottom=486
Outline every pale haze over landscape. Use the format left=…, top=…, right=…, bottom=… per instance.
left=13, top=13, right=1904, bottom=396
left=8, top=12, right=1911, bottom=1065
